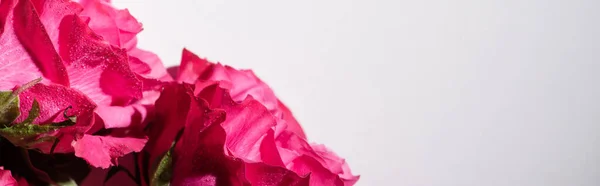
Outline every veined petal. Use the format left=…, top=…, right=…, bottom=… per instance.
left=57, top=14, right=142, bottom=105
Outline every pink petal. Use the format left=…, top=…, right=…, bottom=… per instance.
left=31, top=0, right=83, bottom=49
left=17, top=84, right=96, bottom=125
left=72, top=134, right=147, bottom=168
left=288, top=155, right=345, bottom=186
left=311, top=144, right=360, bottom=185
left=78, top=0, right=142, bottom=49
left=0, top=0, right=69, bottom=90
left=95, top=75, right=166, bottom=129
left=197, top=84, right=281, bottom=164
left=180, top=50, right=306, bottom=138
left=171, top=105, right=304, bottom=186
left=244, top=162, right=310, bottom=186
left=57, top=14, right=142, bottom=106
left=276, top=131, right=359, bottom=185
left=176, top=49, right=213, bottom=83
left=16, top=83, right=96, bottom=153
left=277, top=100, right=307, bottom=139
left=209, top=65, right=278, bottom=112
left=128, top=48, right=172, bottom=81
left=94, top=105, right=136, bottom=129
left=0, top=167, right=17, bottom=186
left=78, top=0, right=172, bottom=81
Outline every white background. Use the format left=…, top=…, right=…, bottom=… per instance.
left=113, top=0, right=599, bottom=185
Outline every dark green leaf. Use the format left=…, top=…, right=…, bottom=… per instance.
left=151, top=149, right=173, bottom=186
left=150, top=129, right=183, bottom=186
left=0, top=78, right=42, bottom=127
left=22, top=100, right=40, bottom=124
left=0, top=110, right=76, bottom=148
left=0, top=91, right=20, bottom=127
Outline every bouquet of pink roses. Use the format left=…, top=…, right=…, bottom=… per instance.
left=0, top=0, right=358, bottom=185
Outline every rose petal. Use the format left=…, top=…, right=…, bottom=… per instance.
left=72, top=134, right=147, bottom=168
left=210, top=65, right=278, bottom=112
left=171, top=112, right=241, bottom=186
left=172, top=113, right=304, bottom=186
left=0, top=167, right=17, bottom=186
left=0, top=0, right=69, bottom=90
left=32, top=0, right=83, bottom=48
left=288, top=155, right=345, bottom=186
left=181, top=50, right=306, bottom=138
left=128, top=48, right=172, bottom=81
left=144, top=83, right=195, bottom=168
left=58, top=14, right=142, bottom=105
left=277, top=100, right=307, bottom=139
left=176, top=48, right=213, bottom=83
left=94, top=105, right=136, bottom=129
left=78, top=0, right=141, bottom=49
left=17, top=84, right=95, bottom=125
left=198, top=84, right=281, bottom=165
left=276, top=131, right=359, bottom=185
left=16, top=83, right=96, bottom=153
left=245, top=162, right=310, bottom=186
left=78, top=0, right=172, bottom=82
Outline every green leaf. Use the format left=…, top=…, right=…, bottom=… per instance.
left=150, top=129, right=184, bottom=186
left=151, top=149, right=173, bottom=186
left=0, top=78, right=42, bottom=127
left=0, top=91, right=20, bottom=127
left=0, top=121, right=75, bottom=139
left=22, top=100, right=40, bottom=124
left=0, top=102, right=76, bottom=148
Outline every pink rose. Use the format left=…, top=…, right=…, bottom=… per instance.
left=0, top=0, right=150, bottom=168
left=138, top=49, right=358, bottom=185
left=175, top=49, right=307, bottom=138
left=141, top=83, right=309, bottom=185
left=0, top=0, right=359, bottom=185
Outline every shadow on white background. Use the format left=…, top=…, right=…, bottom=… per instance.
left=113, top=0, right=600, bottom=185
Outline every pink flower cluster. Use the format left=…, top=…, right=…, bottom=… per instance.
left=0, top=0, right=358, bottom=185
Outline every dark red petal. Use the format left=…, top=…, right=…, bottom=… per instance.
left=144, top=83, right=195, bottom=169
left=171, top=115, right=243, bottom=186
